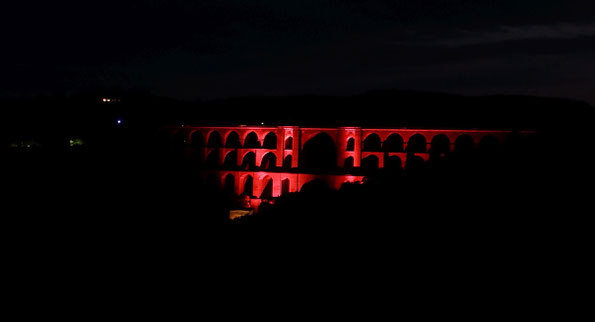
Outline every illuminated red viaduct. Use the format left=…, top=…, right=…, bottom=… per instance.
left=166, top=125, right=534, bottom=205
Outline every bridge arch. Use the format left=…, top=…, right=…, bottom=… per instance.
left=263, top=132, right=278, bottom=149
left=283, top=155, right=293, bottom=169
left=285, top=137, right=293, bottom=149
left=346, top=137, right=355, bottom=151
left=455, top=134, right=475, bottom=153
left=384, top=133, right=404, bottom=152
left=300, top=132, right=337, bottom=173
left=207, top=131, right=223, bottom=148
left=362, top=155, right=380, bottom=173
left=240, top=174, right=254, bottom=197
left=260, top=152, right=277, bottom=170
left=301, top=130, right=339, bottom=149
left=363, top=133, right=382, bottom=152
left=244, top=132, right=260, bottom=148
left=431, top=134, right=450, bottom=154
left=223, top=151, right=238, bottom=169
left=407, top=134, right=427, bottom=153
left=225, top=131, right=241, bottom=148
left=241, top=151, right=257, bottom=170
left=260, top=175, right=274, bottom=199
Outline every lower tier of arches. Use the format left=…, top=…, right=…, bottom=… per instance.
left=196, top=170, right=365, bottom=200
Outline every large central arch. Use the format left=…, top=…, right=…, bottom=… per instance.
left=300, top=132, right=337, bottom=173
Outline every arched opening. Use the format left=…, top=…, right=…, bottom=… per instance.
left=283, top=155, right=293, bottom=169
left=281, top=179, right=290, bottom=195
left=207, top=131, right=222, bottom=148
left=363, top=133, right=382, bottom=152
left=223, top=151, right=238, bottom=169
left=260, top=152, right=277, bottom=170
left=206, top=150, right=219, bottom=168
left=285, top=137, right=293, bottom=149
left=244, top=132, right=260, bottom=148
left=260, top=177, right=274, bottom=199
left=431, top=134, right=450, bottom=155
left=407, top=134, right=427, bottom=153
left=225, top=131, right=241, bottom=148
left=263, top=132, right=277, bottom=149
left=344, top=157, right=354, bottom=170
left=455, top=135, right=475, bottom=154
left=242, top=175, right=254, bottom=197
left=300, top=133, right=337, bottom=173
left=362, top=155, right=379, bottom=173
left=223, top=174, right=235, bottom=195
left=346, top=138, right=355, bottom=151
left=241, top=152, right=257, bottom=170
left=386, top=155, right=402, bottom=170
left=384, top=134, right=404, bottom=152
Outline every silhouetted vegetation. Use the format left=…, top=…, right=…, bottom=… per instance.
left=2, top=89, right=592, bottom=245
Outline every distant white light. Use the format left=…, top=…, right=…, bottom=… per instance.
left=116, top=119, right=122, bottom=124
left=261, top=122, right=265, bottom=125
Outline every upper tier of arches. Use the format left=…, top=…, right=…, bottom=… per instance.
left=176, top=126, right=522, bottom=154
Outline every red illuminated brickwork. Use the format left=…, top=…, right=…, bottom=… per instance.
left=165, top=125, right=534, bottom=201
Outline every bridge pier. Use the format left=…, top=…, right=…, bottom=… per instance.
left=178, top=125, right=533, bottom=198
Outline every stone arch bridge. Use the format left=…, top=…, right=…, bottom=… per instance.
left=164, top=125, right=534, bottom=201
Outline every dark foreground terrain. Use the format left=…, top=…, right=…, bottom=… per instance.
left=2, top=90, right=592, bottom=246
left=3, top=91, right=592, bottom=314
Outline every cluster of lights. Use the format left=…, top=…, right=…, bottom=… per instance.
left=9, top=140, right=41, bottom=148
left=101, top=98, right=120, bottom=103
left=69, top=138, right=84, bottom=147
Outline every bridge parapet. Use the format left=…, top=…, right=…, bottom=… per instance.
left=172, top=125, right=535, bottom=199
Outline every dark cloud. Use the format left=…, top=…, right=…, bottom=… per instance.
left=1, top=0, right=595, bottom=104
left=421, top=22, right=595, bottom=47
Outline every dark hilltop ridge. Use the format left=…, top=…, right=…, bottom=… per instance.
left=2, top=89, right=592, bottom=236
left=2, top=88, right=592, bottom=133
left=174, top=89, right=593, bottom=131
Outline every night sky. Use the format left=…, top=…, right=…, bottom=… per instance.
left=3, top=0, right=595, bottom=104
